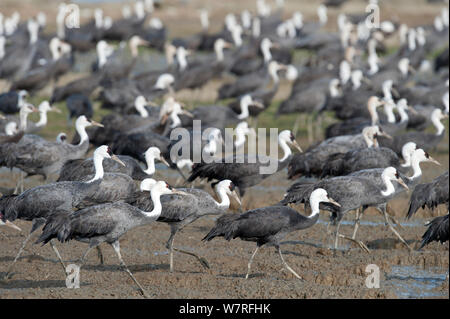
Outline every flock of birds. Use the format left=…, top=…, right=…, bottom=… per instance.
left=0, top=0, right=449, bottom=298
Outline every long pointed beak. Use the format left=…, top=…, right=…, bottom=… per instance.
left=51, top=107, right=62, bottom=114
left=111, top=154, right=126, bottom=167
left=231, top=190, right=242, bottom=206
left=429, top=156, right=441, bottom=166
left=381, top=131, right=393, bottom=139
left=91, top=120, right=104, bottom=128
left=183, top=110, right=194, bottom=118
left=252, top=101, right=265, bottom=109
left=408, top=107, right=418, bottom=115
left=5, top=220, right=22, bottom=232
left=328, top=197, right=341, bottom=207
left=159, top=156, right=170, bottom=167
left=146, top=100, right=158, bottom=107
left=397, top=178, right=409, bottom=190
left=408, top=65, right=417, bottom=74
left=291, top=140, right=303, bottom=153
left=0, top=114, right=5, bottom=120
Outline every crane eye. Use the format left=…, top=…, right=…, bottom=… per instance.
left=395, top=172, right=399, bottom=178
left=290, top=133, right=295, bottom=141
left=229, top=182, right=235, bottom=191
left=106, top=147, right=113, bottom=156
left=424, top=152, right=430, bottom=158
left=166, top=183, right=172, bottom=190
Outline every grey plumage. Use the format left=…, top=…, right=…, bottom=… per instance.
left=407, top=172, right=449, bottom=219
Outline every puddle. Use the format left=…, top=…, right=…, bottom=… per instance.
left=385, top=265, right=448, bottom=298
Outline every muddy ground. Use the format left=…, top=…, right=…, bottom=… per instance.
left=0, top=0, right=449, bottom=299
left=0, top=167, right=448, bottom=299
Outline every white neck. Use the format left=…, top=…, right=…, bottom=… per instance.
left=169, top=111, right=181, bottom=128
left=76, top=123, right=89, bottom=145
left=19, top=110, right=29, bottom=131
left=35, top=110, right=48, bottom=127
left=215, top=44, right=224, bottom=62
left=87, top=153, right=104, bottom=183
left=381, top=175, right=395, bottom=196
left=368, top=104, right=379, bottom=125
left=238, top=100, right=250, bottom=119
left=235, top=130, right=247, bottom=148
left=309, top=197, right=321, bottom=218
left=135, top=103, right=149, bottom=118
left=142, top=191, right=163, bottom=219
left=144, top=155, right=156, bottom=175
left=177, top=52, right=187, bottom=71
left=431, top=114, right=444, bottom=136
left=397, top=106, right=409, bottom=123
left=214, top=186, right=230, bottom=208
left=363, top=132, right=374, bottom=148
left=261, top=43, right=272, bottom=63
left=408, top=156, right=422, bottom=180
left=384, top=103, right=396, bottom=123
left=204, top=139, right=218, bottom=155
left=279, top=138, right=291, bottom=162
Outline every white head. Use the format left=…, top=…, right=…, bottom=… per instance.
left=214, top=180, right=241, bottom=208
left=285, top=65, right=299, bottom=81
left=430, top=108, right=447, bottom=135
left=199, top=9, right=209, bottom=30
left=144, top=146, right=170, bottom=175
left=398, top=58, right=411, bottom=77
left=5, top=122, right=18, bottom=136
left=278, top=130, right=302, bottom=162
left=351, top=70, right=363, bottom=90
left=401, top=142, right=417, bottom=167
left=214, top=38, right=232, bottom=62
left=268, top=61, right=287, bottom=83
left=309, top=188, right=340, bottom=217
left=260, top=38, right=274, bottom=63
left=362, top=125, right=391, bottom=148
left=140, top=178, right=157, bottom=192
left=381, top=167, right=409, bottom=196
left=204, top=128, right=223, bottom=156
left=89, top=145, right=126, bottom=183
left=27, top=19, right=39, bottom=44
left=329, top=79, right=341, bottom=97
left=176, top=47, right=189, bottom=71
left=129, top=35, right=148, bottom=57
left=97, top=40, right=114, bottom=68
left=154, top=73, right=175, bottom=90
left=317, top=4, right=328, bottom=25
left=75, top=115, right=103, bottom=145
left=134, top=96, right=149, bottom=118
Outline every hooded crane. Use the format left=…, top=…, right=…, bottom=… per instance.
left=287, top=125, right=391, bottom=179
left=188, top=130, right=302, bottom=197
left=280, top=167, right=410, bottom=252
left=0, top=101, right=61, bottom=134
left=130, top=179, right=241, bottom=272
left=406, top=171, right=449, bottom=220
left=0, top=115, right=103, bottom=191
left=58, top=146, right=169, bottom=182
left=0, top=145, right=123, bottom=280
left=35, top=181, right=189, bottom=299
left=379, top=108, right=448, bottom=156
left=203, top=188, right=340, bottom=279
left=321, top=141, right=416, bottom=178
left=348, top=149, right=442, bottom=248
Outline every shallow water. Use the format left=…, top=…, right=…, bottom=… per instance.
left=385, top=266, right=448, bottom=299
